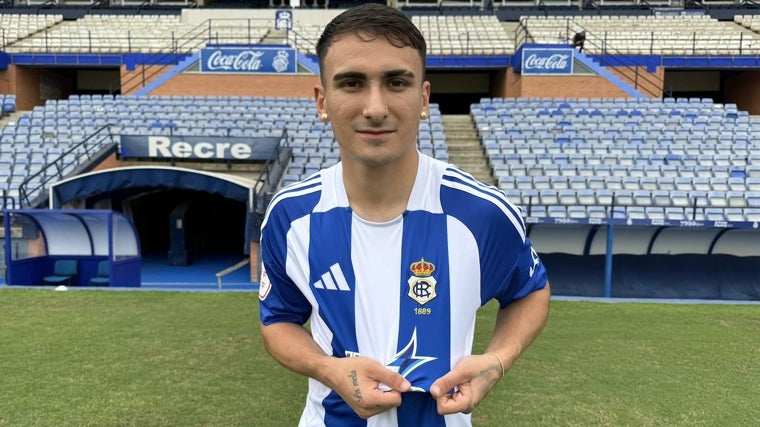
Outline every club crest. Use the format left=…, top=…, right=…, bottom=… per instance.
left=407, top=258, right=437, bottom=305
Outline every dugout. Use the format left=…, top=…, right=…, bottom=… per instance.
left=529, top=223, right=760, bottom=301
left=3, top=209, right=141, bottom=287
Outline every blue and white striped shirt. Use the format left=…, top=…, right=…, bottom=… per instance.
left=259, top=153, right=548, bottom=427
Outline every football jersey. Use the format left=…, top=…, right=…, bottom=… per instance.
left=259, top=153, right=548, bottom=427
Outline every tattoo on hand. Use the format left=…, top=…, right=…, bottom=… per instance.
left=349, top=370, right=362, bottom=402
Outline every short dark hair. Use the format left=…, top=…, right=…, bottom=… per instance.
left=315, top=3, right=427, bottom=78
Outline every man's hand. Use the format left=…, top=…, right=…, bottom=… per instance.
left=429, top=354, right=502, bottom=415
left=324, top=356, right=412, bottom=419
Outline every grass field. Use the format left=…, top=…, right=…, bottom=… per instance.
left=0, top=288, right=758, bottom=426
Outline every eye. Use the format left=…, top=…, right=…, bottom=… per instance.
left=340, top=80, right=362, bottom=89
left=389, top=79, right=409, bottom=89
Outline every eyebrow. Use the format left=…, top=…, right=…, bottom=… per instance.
left=332, top=69, right=416, bottom=82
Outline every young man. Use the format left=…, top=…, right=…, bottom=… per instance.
left=259, top=4, right=550, bottom=426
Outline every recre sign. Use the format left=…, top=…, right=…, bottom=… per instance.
left=149, top=136, right=252, bottom=159
left=118, top=135, right=282, bottom=161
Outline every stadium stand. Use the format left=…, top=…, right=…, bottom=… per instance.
left=1, top=12, right=518, bottom=57
left=411, top=15, right=516, bottom=54
left=0, top=94, right=446, bottom=205
left=475, top=96, right=759, bottom=222
left=523, top=14, right=760, bottom=55
left=3, top=14, right=273, bottom=53
left=0, top=13, right=63, bottom=47
left=0, top=4, right=758, bottom=299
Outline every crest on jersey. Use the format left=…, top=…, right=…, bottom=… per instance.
left=258, top=263, right=272, bottom=301
left=407, top=258, right=437, bottom=305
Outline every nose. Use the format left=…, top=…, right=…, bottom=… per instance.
left=362, top=89, right=389, bottom=120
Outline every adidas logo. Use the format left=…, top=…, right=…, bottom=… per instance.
left=313, top=263, right=351, bottom=291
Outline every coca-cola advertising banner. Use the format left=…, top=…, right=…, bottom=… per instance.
left=520, top=48, right=574, bottom=75
left=200, top=47, right=296, bottom=74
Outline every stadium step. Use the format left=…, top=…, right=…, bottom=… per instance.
left=0, top=110, right=29, bottom=129
left=442, top=114, right=494, bottom=185
left=263, top=30, right=287, bottom=44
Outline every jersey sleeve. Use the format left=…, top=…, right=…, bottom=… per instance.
left=258, top=209, right=312, bottom=327
left=438, top=168, right=548, bottom=308
left=493, top=237, right=548, bottom=308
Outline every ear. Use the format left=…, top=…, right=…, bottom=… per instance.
left=314, top=83, right=327, bottom=116
left=421, top=80, right=431, bottom=113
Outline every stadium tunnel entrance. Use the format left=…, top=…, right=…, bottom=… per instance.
left=427, top=70, right=493, bottom=114
left=127, top=189, right=245, bottom=258
left=5, top=65, right=122, bottom=111
left=48, top=166, right=254, bottom=285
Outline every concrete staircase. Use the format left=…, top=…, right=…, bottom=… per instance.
left=442, top=114, right=494, bottom=185
left=0, top=110, right=28, bottom=128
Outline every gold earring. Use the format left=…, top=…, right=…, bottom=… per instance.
left=385, top=105, right=389, bottom=114
left=420, top=111, right=428, bottom=120
left=320, top=112, right=329, bottom=122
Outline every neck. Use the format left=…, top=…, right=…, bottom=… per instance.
left=342, top=152, right=419, bottom=222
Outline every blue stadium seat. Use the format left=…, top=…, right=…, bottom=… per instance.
left=664, top=207, right=685, bottom=221
left=705, top=208, right=726, bottom=222
left=745, top=192, right=760, bottom=208
left=627, top=206, right=646, bottom=220
left=645, top=207, right=665, bottom=221
left=745, top=208, right=760, bottom=222
left=724, top=208, right=744, bottom=222
left=43, top=260, right=78, bottom=286
left=547, top=205, right=567, bottom=218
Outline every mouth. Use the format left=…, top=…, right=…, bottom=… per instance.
left=357, top=129, right=393, bottom=135
left=357, top=129, right=394, bottom=136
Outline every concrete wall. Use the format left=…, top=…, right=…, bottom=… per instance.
left=498, top=69, right=634, bottom=99
left=147, top=72, right=319, bottom=98
left=0, top=65, right=75, bottom=111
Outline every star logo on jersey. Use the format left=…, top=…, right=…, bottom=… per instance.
left=529, top=247, right=540, bottom=278
left=407, top=258, right=437, bottom=305
left=386, top=328, right=435, bottom=390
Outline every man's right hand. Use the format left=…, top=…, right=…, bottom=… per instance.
left=323, top=356, right=412, bottom=419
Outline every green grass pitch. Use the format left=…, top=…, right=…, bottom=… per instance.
left=0, top=289, right=757, bottom=426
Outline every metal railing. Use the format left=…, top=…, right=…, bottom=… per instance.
left=251, top=133, right=290, bottom=215
left=0, top=188, right=17, bottom=212
left=564, top=19, right=667, bottom=98
left=215, top=258, right=249, bottom=290
left=111, top=18, right=284, bottom=95
left=521, top=193, right=728, bottom=222
left=515, top=17, right=535, bottom=47
left=17, top=125, right=115, bottom=208
left=518, top=16, right=667, bottom=98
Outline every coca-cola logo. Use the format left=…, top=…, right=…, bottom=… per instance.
left=524, top=53, right=570, bottom=70
left=205, top=50, right=264, bottom=71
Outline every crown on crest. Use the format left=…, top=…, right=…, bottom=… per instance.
left=410, top=258, right=435, bottom=277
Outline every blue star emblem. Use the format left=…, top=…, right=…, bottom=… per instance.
left=386, top=328, right=436, bottom=380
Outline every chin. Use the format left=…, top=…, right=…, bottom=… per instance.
left=358, top=154, right=395, bottom=168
